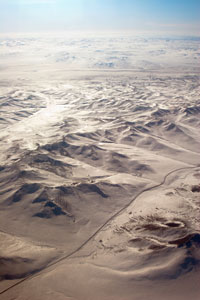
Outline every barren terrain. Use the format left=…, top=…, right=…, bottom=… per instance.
left=0, top=34, right=200, bottom=299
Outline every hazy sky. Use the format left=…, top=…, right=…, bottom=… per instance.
left=0, top=0, right=200, bottom=35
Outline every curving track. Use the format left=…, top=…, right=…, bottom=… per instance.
left=0, top=165, right=198, bottom=296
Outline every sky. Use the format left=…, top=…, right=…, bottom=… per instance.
left=0, top=0, right=200, bottom=35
